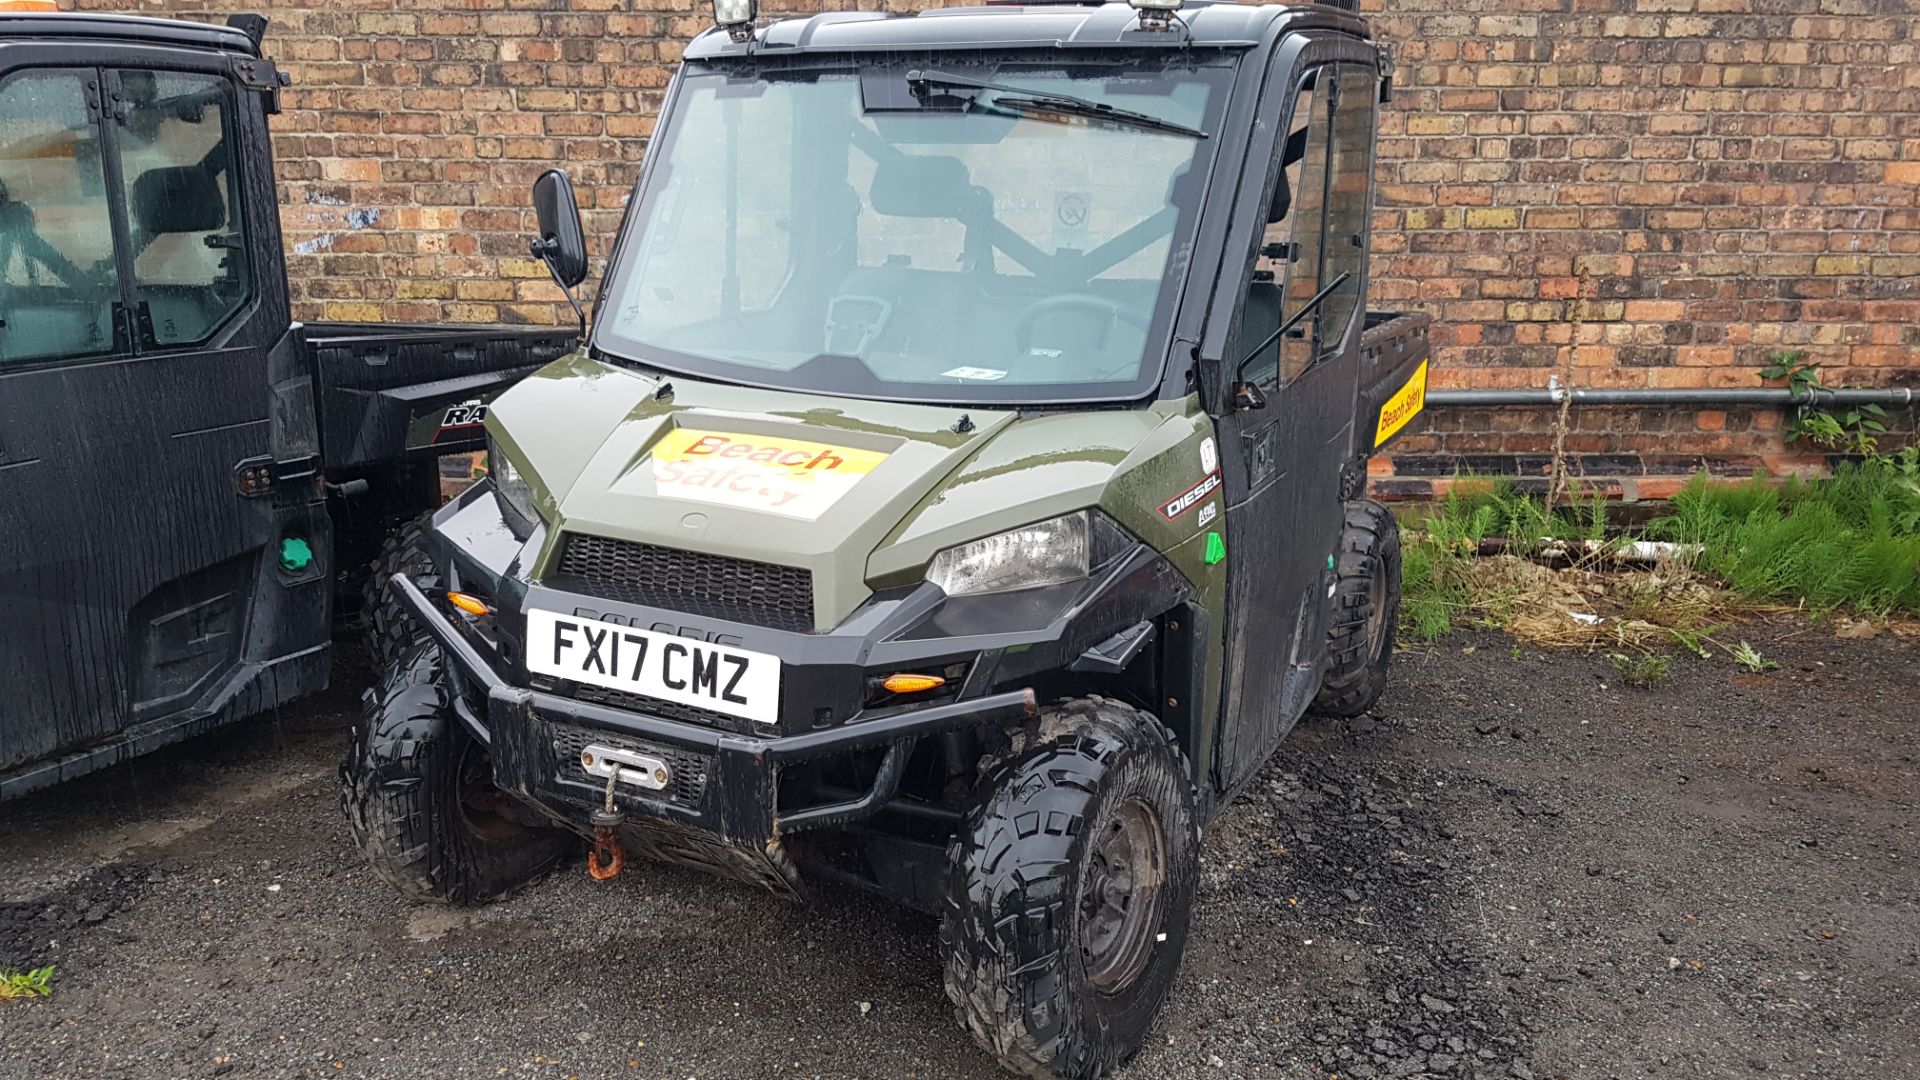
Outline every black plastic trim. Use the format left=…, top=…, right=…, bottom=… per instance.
left=390, top=572, right=1035, bottom=762
left=777, top=739, right=911, bottom=832
left=684, top=3, right=1367, bottom=59
left=0, top=13, right=260, bottom=56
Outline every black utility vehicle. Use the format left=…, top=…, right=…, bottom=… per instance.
left=0, top=12, right=573, bottom=797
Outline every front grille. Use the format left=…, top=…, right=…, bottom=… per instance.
left=572, top=683, right=759, bottom=735
left=548, top=721, right=710, bottom=807
left=553, top=534, right=815, bottom=631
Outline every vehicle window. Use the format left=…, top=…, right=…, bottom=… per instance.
left=600, top=65, right=1227, bottom=405
left=1314, top=64, right=1376, bottom=364
left=629, top=89, right=793, bottom=332
left=1235, top=62, right=1375, bottom=391
left=114, top=70, right=252, bottom=348
left=0, top=69, right=122, bottom=366
left=1238, top=76, right=1323, bottom=391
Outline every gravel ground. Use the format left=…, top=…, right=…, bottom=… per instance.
left=2, top=621, right=1915, bottom=1080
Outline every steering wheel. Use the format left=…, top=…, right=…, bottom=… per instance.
left=1013, top=293, right=1150, bottom=357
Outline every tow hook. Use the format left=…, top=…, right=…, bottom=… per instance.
left=587, top=776, right=625, bottom=881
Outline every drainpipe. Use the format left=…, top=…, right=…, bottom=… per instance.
left=1427, top=378, right=1918, bottom=409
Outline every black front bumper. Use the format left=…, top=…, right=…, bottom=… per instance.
left=389, top=573, right=1035, bottom=877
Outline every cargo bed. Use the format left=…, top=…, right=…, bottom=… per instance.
left=1358, top=310, right=1432, bottom=456
left=303, top=322, right=576, bottom=471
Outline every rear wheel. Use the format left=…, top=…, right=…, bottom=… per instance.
left=1312, top=498, right=1401, bottom=718
left=361, top=513, right=440, bottom=669
left=942, top=698, right=1198, bottom=1080
left=341, top=642, right=576, bottom=904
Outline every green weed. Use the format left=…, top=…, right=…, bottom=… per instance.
left=1399, top=534, right=1467, bottom=643
left=0, top=966, right=54, bottom=1002
left=1609, top=651, right=1673, bottom=688
left=1730, top=641, right=1780, bottom=674
left=1763, top=351, right=1888, bottom=456
left=1665, top=623, right=1725, bottom=659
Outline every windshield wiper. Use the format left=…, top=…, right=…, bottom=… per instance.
left=906, top=69, right=1209, bottom=140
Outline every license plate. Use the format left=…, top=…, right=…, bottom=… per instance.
left=525, top=609, right=780, bottom=726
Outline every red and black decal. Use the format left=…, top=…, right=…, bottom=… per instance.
left=1160, top=470, right=1221, bottom=520
left=434, top=401, right=489, bottom=442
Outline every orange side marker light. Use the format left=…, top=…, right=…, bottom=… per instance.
left=446, top=591, right=491, bottom=616
left=880, top=673, right=946, bottom=694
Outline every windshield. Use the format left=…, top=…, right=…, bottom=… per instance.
left=595, top=60, right=1230, bottom=404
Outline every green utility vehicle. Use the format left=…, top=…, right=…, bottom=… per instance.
left=343, top=0, right=1430, bottom=1075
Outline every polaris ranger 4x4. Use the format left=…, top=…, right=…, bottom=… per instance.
left=345, top=0, right=1429, bottom=1075
left=0, top=10, right=573, bottom=798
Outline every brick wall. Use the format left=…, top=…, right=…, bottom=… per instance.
left=71, top=0, right=1920, bottom=476
left=1362, top=0, right=1920, bottom=487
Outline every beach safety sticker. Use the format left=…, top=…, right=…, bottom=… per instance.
left=1374, top=359, right=1430, bottom=447
left=649, top=428, right=887, bottom=520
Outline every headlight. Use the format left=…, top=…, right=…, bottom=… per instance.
left=488, top=434, right=539, bottom=536
left=926, top=511, right=1133, bottom=597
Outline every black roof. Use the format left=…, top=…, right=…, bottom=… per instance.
left=0, top=11, right=259, bottom=56
left=685, top=1, right=1367, bottom=61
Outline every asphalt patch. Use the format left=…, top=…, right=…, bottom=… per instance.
left=1, top=862, right=154, bottom=970
left=1176, top=731, right=1538, bottom=1079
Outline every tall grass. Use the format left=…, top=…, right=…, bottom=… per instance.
left=1400, top=454, right=1920, bottom=640
left=1399, top=479, right=1609, bottom=642
left=1650, top=456, right=1920, bottom=617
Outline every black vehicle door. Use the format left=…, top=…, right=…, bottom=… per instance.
left=1206, top=47, right=1378, bottom=793
left=0, top=56, right=297, bottom=778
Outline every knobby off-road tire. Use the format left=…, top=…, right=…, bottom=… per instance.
left=361, top=513, right=441, bottom=669
left=1312, top=498, right=1402, bottom=718
left=943, top=698, right=1200, bottom=1080
left=341, top=642, right=575, bottom=904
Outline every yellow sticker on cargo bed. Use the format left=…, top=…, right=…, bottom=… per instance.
left=1374, top=360, right=1429, bottom=447
left=649, top=428, right=887, bottom=520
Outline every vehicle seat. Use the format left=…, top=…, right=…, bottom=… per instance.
left=128, top=164, right=238, bottom=344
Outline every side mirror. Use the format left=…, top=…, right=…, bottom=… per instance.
left=531, top=168, right=588, bottom=289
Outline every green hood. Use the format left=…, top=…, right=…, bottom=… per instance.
left=489, top=355, right=1207, bottom=629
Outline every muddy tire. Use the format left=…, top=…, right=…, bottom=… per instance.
left=341, top=642, right=575, bottom=904
left=1312, top=498, right=1401, bottom=718
left=361, top=513, right=440, bottom=669
left=942, top=698, right=1199, bottom=1080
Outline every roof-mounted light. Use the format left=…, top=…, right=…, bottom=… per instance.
left=1128, top=0, right=1182, bottom=31
left=0, top=0, right=63, bottom=11
left=712, top=0, right=756, bottom=42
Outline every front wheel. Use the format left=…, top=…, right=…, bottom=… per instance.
left=361, top=513, right=440, bottom=670
left=341, top=643, right=576, bottom=904
left=1311, top=498, right=1402, bottom=718
left=942, top=698, right=1199, bottom=1080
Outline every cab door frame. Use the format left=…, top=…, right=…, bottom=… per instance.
left=0, top=36, right=324, bottom=795
left=1196, top=33, right=1380, bottom=797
